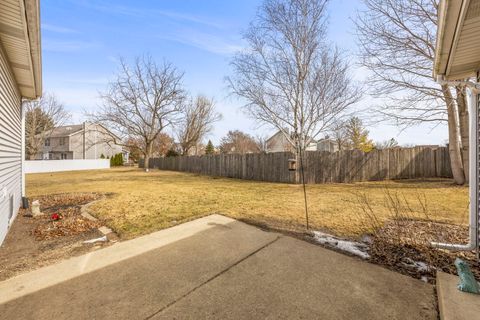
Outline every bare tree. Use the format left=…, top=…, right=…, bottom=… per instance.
left=228, top=0, right=361, bottom=160
left=24, top=93, right=70, bottom=160
left=375, top=138, right=399, bottom=150
left=177, top=95, right=222, bottom=155
left=219, top=130, right=260, bottom=154
left=355, top=0, right=467, bottom=184
left=126, top=132, right=175, bottom=161
left=88, top=56, right=185, bottom=171
left=330, top=121, right=349, bottom=151
left=255, top=134, right=270, bottom=153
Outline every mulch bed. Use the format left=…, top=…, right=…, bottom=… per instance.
left=369, top=219, right=479, bottom=282
left=31, top=193, right=102, bottom=240
left=0, top=193, right=111, bottom=281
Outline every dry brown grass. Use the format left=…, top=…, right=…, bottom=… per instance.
left=26, top=167, right=469, bottom=239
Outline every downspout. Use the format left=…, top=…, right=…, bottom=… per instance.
left=432, top=76, right=479, bottom=251
left=21, top=101, right=26, bottom=198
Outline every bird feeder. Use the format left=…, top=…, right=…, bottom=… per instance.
left=288, top=158, right=297, bottom=171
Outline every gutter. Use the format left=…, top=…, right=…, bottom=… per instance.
left=432, top=76, right=479, bottom=252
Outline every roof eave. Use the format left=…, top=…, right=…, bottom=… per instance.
left=21, top=0, right=42, bottom=99
left=433, top=0, right=479, bottom=81
left=433, top=0, right=463, bottom=79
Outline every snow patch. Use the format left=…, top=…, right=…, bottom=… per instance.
left=83, top=235, right=108, bottom=244
left=401, top=258, right=430, bottom=273
left=313, top=231, right=370, bottom=259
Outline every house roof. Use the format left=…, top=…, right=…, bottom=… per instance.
left=434, top=0, right=480, bottom=80
left=46, top=124, right=84, bottom=138
left=317, top=138, right=336, bottom=144
left=266, top=130, right=317, bottom=144
left=0, top=0, right=42, bottom=99
left=266, top=130, right=285, bottom=143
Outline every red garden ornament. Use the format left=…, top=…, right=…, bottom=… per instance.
left=51, top=213, right=60, bottom=221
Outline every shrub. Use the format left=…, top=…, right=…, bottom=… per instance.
left=100, top=154, right=105, bottom=159
left=166, top=149, right=179, bottom=157
left=116, top=153, right=123, bottom=166
left=109, top=153, right=123, bottom=166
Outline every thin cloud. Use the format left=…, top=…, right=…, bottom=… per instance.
left=43, top=39, right=101, bottom=53
left=42, top=23, right=79, bottom=34
left=70, top=0, right=226, bottom=29
left=160, top=29, right=244, bottom=55
left=154, top=10, right=225, bottom=29
left=64, top=77, right=109, bottom=85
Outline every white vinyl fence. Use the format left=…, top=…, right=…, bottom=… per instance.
left=25, top=159, right=110, bottom=174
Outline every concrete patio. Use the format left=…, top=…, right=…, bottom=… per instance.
left=0, top=215, right=436, bottom=319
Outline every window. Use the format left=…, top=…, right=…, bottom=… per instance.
left=45, top=138, right=50, bottom=147
left=59, top=137, right=66, bottom=146
left=61, top=153, right=68, bottom=160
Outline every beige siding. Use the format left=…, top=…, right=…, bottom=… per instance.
left=0, top=43, right=21, bottom=244
left=69, top=124, right=123, bottom=159
left=267, top=133, right=293, bottom=153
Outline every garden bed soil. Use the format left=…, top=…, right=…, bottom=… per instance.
left=0, top=193, right=112, bottom=281
left=366, top=220, right=479, bottom=282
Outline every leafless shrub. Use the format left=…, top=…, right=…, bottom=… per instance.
left=352, top=188, right=478, bottom=280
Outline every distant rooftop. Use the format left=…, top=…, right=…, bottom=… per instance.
left=46, top=124, right=84, bottom=138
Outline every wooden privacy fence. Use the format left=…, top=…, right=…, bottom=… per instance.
left=140, top=146, right=453, bottom=184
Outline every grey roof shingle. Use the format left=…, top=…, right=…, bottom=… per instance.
left=45, top=124, right=84, bottom=138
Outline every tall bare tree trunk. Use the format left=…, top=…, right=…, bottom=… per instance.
left=144, top=141, right=153, bottom=172
left=443, top=85, right=465, bottom=185
left=456, top=86, right=469, bottom=183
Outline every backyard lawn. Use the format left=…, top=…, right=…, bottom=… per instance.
left=26, top=168, right=469, bottom=239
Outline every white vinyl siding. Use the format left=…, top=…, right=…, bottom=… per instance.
left=0, top=43, right=22, bottom=244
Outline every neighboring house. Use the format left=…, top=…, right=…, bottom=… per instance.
left=38, top=122, right=129, bottom=161
left=266, top=130, right=317, bottom=153
left=0, top=0, right=42, bottom=244
left=317, top=138, right=339, bottom=153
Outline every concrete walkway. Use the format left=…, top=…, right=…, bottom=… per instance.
left=0, top=215, right=436, bottom=319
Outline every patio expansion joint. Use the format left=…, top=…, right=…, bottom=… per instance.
left=143, top=235, right=281, bottom=320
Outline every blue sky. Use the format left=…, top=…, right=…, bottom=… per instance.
left=41, top=0, right=448, bottom=146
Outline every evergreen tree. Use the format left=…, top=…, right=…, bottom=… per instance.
left=346, top=117, right=374, bottom=152
left=205, top=140, right=215, bottom=155
left=118, top=153, right=123, bottom=165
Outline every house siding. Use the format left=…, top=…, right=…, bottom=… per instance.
left=0, top=44, right=22, bottom=244
left=69, top=124, right=123, bottom=159
left=36, top=123, right=124, bottom=160
left=267, top=132, right=294, bottom=153
left=267, top=131, right=318, bottom=153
